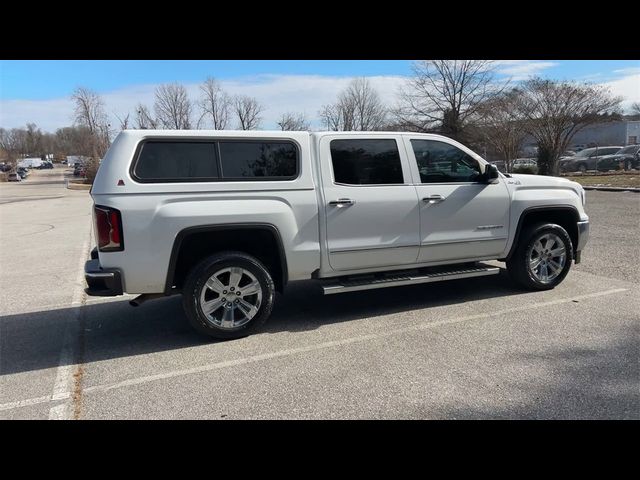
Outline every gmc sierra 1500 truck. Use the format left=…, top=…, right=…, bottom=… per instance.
left=85, top=130, right=589, bottom=339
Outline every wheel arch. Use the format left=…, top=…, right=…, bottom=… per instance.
left=502, top=205, right=580, bottom=261
left=165, top=223, right=288, bottom=295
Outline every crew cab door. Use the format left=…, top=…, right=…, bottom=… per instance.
left=319, top=134, right=420, bottom=271
left=402, top=136, right=510, bottom=263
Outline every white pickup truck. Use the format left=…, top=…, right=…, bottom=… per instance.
left=85, top=130, right=589, bottom=339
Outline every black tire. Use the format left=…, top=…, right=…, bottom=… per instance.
left=506, top=223, right=573, bottom=291
left=182, top=251, right=275, bottom=339
left=578, top=163, right=587, bottom=173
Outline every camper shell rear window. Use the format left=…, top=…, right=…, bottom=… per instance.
left=131, top=138, right=300, bottom=182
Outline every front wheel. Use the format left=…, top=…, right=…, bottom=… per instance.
left=182, top=251, right=275, bottom=339
left=507, top=223, right=574, bottom=290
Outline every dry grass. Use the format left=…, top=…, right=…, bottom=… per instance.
left=563, top=173, right=640, bottom=188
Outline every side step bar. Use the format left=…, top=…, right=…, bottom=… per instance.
left=322, top=263, right=500, bottom=295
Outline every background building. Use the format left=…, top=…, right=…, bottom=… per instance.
left=569, top=120, right=639, bottom=148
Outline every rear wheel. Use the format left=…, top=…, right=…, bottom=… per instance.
left=507, top=223, right=573, bottom=290
left=182, top=251, right=275, bottom=339
left=578, top=163, right=587, bottom=173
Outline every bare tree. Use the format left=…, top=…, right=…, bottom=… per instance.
left=71, top=88, right=107, bottom=136
left=71, top=86, right=111, bottom=167
left=154, top=83, right=192, bottom=129
left=319, top=77, right=387, bottom=131
left=135, top=104, right=159, bottom=129
left=475, top=91, right=528, bottom=173
left=319, top=103, right=343, bottom=131
left=631, top=102, right=640, bottom=116
left=55, top=126, right=93, bottom=157
left=115, top=112, right=131, bottom=130
left=513, top=78, right=622, bottom=175
left=346, top=77, right=387, bottom=130
left=233, top=95, right=263, bottom=130
left=197, top=77, right=231, bottom=129
left=395, top=60, right=506, bottom=141
left=25, top=123, right=41, bottom=154
left=0, top=128, right=26, bottom=169
left=277, top=112, right=310, bottom=131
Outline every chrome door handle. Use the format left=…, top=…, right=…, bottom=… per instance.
left=422, top=194, right=446, bottom=203
left=329, top=198, right=356, bottom=207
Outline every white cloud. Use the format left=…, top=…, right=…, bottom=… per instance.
left=613, top=67, right=640, bottom=76
left=0, top=74, right=409, bottom=133
left=603, top=73, right=640, bottom=111
left=495, top=60, right=559, bottom=80
left=1, top=67, right=637, bottom=133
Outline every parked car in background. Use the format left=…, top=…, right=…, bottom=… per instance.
left=0, top=163, right=12, bottom=172
left=513, top=158, right=537, bottom=168
left=596, top=145, right=640, bottom=171
left=35, top=161, right=54, bottom=169
left=559, top=146, right=623, bottom=173
left=559, top=150, right=576, bottom=160
left=17, top=167, right=29, bottom=178
left=8, top=173, right=22, bottom=182
left=489, top=160, right=506, bottom=173
left=511, top=158, right=538, bottom=174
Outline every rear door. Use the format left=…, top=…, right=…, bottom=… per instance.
left=403, top=136, right=511, bottom=263
left=318, top=134, right=420, bottom=271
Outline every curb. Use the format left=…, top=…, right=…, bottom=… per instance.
left=65, top=179, right=91, bottom=191
left=582, top=186, right=640, bottom=192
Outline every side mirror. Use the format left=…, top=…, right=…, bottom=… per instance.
left=484, top=163, right=500, bottom=183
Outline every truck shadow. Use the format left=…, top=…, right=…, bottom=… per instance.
left=2, top=269, right=530, bottom=376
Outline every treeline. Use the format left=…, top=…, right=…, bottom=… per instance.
left=0, top=124, right=94, bottom=162
left=2, top=61, right=637, bottom=176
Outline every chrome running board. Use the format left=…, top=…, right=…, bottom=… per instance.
left=322, top=263, right=500, bottom=295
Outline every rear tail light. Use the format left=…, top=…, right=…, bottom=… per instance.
left=94, top=205, right=124, bottom=252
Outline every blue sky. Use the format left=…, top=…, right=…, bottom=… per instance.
left=1, top=60, right=638, bottom=99
left=1, top=60, right=638, bottom=131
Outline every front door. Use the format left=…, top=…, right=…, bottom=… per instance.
left=403, top=136, right=511, bottom=263
left=319, top=135, right=420, bottom=271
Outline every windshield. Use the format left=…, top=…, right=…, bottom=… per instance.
left=600, top=147, right=622, bottom=155
left=575, top=148, right=595, bottom=157
left=620, top=145, right=639, bottom=154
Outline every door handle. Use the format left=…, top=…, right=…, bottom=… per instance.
left=422, top=194, right=446, bottom=203
left=329, top=198, right=356, bottom=207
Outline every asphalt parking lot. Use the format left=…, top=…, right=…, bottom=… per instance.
left=1, top=168, right=638, bottom=419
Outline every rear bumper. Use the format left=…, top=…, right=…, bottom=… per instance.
left=85, top=257, right=123, bottom=296
left=575, top=220, right=589, bottom=264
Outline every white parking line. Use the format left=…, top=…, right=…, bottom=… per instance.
left=0, top=286, right=627, bottom=414
left=47, top=225, right=91, bottom=420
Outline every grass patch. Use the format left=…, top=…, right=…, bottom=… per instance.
left=563, top=173, right=640, bottom=188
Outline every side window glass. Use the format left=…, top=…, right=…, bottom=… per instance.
left=330, top=139, right=404, bottom=185
left=410, top=139, right=481, bottom=183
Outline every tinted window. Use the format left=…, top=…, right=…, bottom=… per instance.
left=411, top=140, right=481, bottom=183
left=576, top=148, right=595, bottom=157
left=134, top=141, right=218, bottom=181
left=330, top=139, right=403, bottom=185
left=219, top=142, right=297, bottom=179
left=599, top=147, right=622, bottom=155
left=620, top=145, right=640, bottom=154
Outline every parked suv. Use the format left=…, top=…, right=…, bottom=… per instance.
left=85, top=131, right=589, bottom=339
left=559, top=146, right=623, bottom=173
left=596, top=145, right=640, bottom=171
